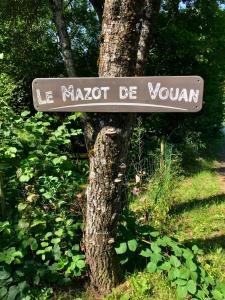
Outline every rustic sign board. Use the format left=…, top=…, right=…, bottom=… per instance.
left=32, top=76, right=204, bottom=113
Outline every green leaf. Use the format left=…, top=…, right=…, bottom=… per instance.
left=187, top=280, right=197, bottom=294
left=30, top=239, right=38, bottom=251
left=31, top=219, right=46, bottom=228
left=68, top=112, right=81, bottom=121
left=0, top=287, right=7, bottom=298
left=41, top=242, right=49, bottom=247
left=18, top=203, right=27, bottom=211
left=179, top=267, right=191, bottom=280
left=72, top=244, right=80, bottom=251
left=150, top=252, right=162, bottom=264
left=151, top=243, right=161, bottom=253
left=168, top=268, right=180, bottom=281
left=186, top=260, right=197, bottom=272
left=0, top=53, right=3, bottom=59
left=176, top=279, right=187, bottom=286
left=19, top=175, right=30, bottom=183
left=176, top=286, right=188, bottom=299
left=170, top=255, right=181, bottom=268
left=42, top=192, right=52, bottom=199
left=51, top=238, right=61, bottom=244
left=150, top=231, right=160, bottom=237
left=21, top=111, right=30, bottom=117
left=0, top=269, right=11, bottom=280
left=140, top=248, right=152, bottom=257
left=159, top=262, right=171, bottom=271
left=212, top=290, right=223, bottom=300
left=55, top=228, right=64, bottom=237
left=76, top=260, right=86, bottom=269
left=146, top=262, right=157, bottom=273
left=7, top=285, right=19, bottom=300
left=115, top=242, right=127, bottom=255
left=120, top=257, right=129, bottom=265
left=183, top=249, right=194, bottom=260
left=127, top=239, right=138, bottom=252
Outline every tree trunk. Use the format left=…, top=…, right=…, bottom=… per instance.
left=49, top=0, right=77, bottom=77
left=136, top=0, right=161, bottom=76
left=84, top=0, right=145, bottom=294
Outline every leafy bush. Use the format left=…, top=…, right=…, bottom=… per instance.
left=0, top=103, right=88, bottom=298
left=114, top=211, right=225, bottom=300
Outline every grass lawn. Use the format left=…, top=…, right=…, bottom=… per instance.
left=168, top=169, right=225, bottom=283
left=53, top=135, right=225, bottom=299
left=107, top=135, right=225, bottom=299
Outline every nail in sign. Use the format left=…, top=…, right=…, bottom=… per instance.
left=32, top=76, right=204, bottom=112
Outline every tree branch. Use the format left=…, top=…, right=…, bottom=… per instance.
left=136, top=0, right=161, bottom=76
left=49, top=0, right=77, bottom=77
left=89, top=0, right=104, bottom=23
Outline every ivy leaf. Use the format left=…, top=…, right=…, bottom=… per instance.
left=187, top=279, right=197, bottom=294
left=115, top=242, right=127, bottom=255
left=127, top=239, right=138, bottom=252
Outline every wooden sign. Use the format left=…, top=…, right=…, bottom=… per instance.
left=32, top=76, right=204, bottom=113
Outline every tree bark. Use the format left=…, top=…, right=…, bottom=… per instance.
left=136, top=0, right=161, bottom=76
left=84, top=0, right=145, bottom=294
left=49, top=0, right=77, bottom=77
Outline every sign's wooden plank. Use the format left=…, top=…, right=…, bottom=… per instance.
left=32, top=76, right=204, bottom=112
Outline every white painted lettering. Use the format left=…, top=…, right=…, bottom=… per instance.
left=36, top=89, right=46, bottom=105
left=46, top=91, right=54, bottom=104
left=148, top=82, right=161, bottom=100
left=189, top=89, right=199, bottom=103
left=61, top=85, right=75, bottom=102
left=159, top=87, right=169, bottom=100
left=84, top=88, right=92, bottom=100
left=170, top=88, right=180, bottom=101
left=178, top=89, right=188, bottom=102
left=129, top=86, right=137, bottom=99
left=101, top=87, right=110, bottom=100
left=75, top=88, right=84, bottom=101
left=120, top=87, right=129, bottom=99
left=92, top=87, right=101, bottom=100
